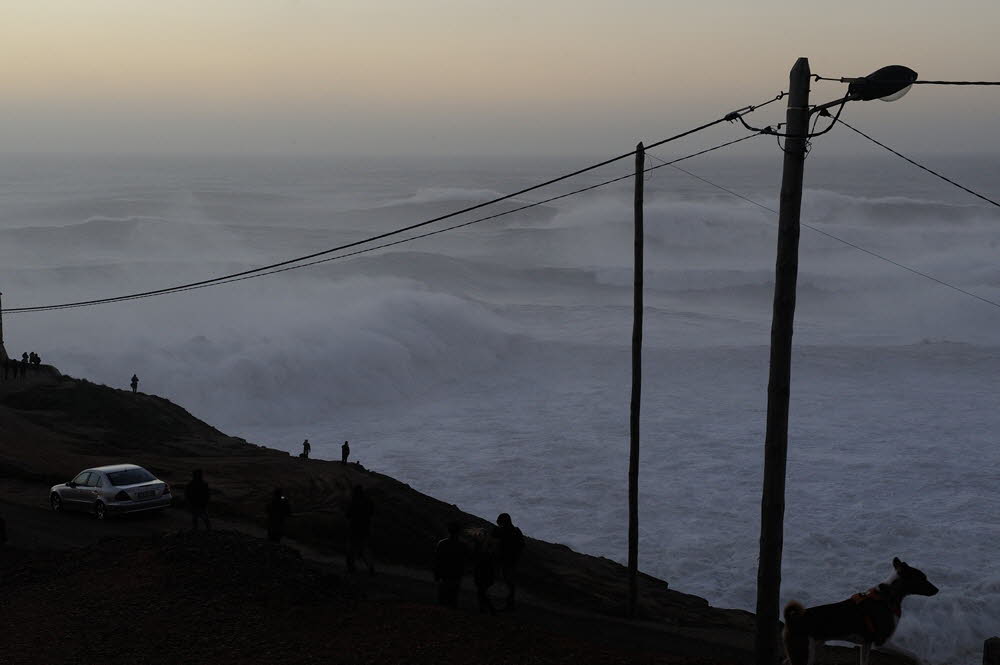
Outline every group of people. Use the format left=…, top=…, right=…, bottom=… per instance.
left=299, top=439, right=351, bottom=464
left=434, top=513, right=525, bottom=614
left=2, top=352, right=42, bottom=380
left=182, top=469, right=524, bottom=612
left=183, top=469, right=293, bottom=543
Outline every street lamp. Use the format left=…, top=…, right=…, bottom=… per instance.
left=753, top=58, right=915, bottom=665
left=847, top=65, right=918, bottom=102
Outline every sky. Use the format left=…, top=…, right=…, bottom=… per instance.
left=2, top=0, right=999, bottom=155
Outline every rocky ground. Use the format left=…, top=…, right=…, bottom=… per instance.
left=0, top=368, right=916, bottom=664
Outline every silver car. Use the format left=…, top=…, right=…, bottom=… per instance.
left=50, top=464, right=172, bottom=520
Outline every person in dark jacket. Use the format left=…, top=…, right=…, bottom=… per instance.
left=346, top=485, right=375, bottom=575
left=185, top=469, right=211, bottom=530
left=266, top=488, right=292, bottom=543
left=492, top=512, right=525, bottom=609
left=433, top=522, right=467, bottom=608
left=130, top=374, right=139, bottom=393
left=341, top=440, right=350, bottom=464
left=301, top=439, right=311, bottom=459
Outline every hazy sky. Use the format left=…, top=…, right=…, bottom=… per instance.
left=3, top=0, right=998, bottom=155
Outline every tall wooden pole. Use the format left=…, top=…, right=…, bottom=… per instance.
left=0, top=291, right=7, bottom=362
left=627, top=142, right=645, bottom=618
left=754, top=58, right=810, bottom=665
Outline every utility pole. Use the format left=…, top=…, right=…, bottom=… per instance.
left=0, top=291, right=7, bottom=362
left=754, top=58, right=810, bottom=665
left=627, top=142, right=645, bottom=618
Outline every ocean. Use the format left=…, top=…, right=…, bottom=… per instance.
left=2, top=135, right=997, bottom=663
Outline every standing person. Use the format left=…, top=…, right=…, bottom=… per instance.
left=472, top=531, right=497, bottom=615
left=346, top=485, right=375, bottom=575
left=185, top=469, right=211, bottom=530
left=433, top=522, right=467, bottom=608
left=130, top=374, right=139, bottom=393
left=301, top=439, right=311, bottom=459
left=492, top=513, right=525, bottom=610
left=341, top=440, right=350, bottom=464
left=266, top=488, right=292, bottom=543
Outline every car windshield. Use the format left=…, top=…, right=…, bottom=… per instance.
left=107, top=468, right=155, bottom=486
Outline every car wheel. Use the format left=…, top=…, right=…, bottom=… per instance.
left=94, top=501, right=106, bottom=520
left=51, top=493, right=63, bottom=512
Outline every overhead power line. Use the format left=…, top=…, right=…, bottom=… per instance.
left=8, top=133, right=764, bottom=313
left=5, top=94, right=785, bottom=315
left=645, top=153, right=1000, bottom=312
left=835, top=119, right=1000, bottom=208
left=813, top=75, right=1000, bottom=86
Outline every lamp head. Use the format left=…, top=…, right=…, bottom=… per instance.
left=848, top=65, right=918, bottom=102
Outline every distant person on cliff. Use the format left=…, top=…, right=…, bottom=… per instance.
left=301, top=439, right=311, bottom=459
left=30, top=351, right=40, bottom=366
left=346, top=485, right=375, bottom=575
left=492, top=513, right=525, bottom=610
left=266, top=488, right=292, bottom=543
left=130, top=374, right=139, bottom=393
left=433, top=522, right=467, bottom=608
left=472, top=530, right=497, bottom=615
left=185, top=469, right=211, bottom=530
left=341, top=440, right=350, bottom=464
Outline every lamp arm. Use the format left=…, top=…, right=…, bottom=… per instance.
left=809, top=95, right=853, bottom=115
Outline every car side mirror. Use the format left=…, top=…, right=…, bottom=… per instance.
left=67, top=481, right=77, bottom=488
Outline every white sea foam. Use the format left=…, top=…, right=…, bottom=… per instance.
left=1, top=153, right=997, bottom=664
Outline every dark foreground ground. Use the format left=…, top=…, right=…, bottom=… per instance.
left=0, top=370, right=917, bottom=664
left=2, top=526, right=742, bottom=665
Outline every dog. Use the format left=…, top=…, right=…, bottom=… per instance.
left=783, top=557, right=938, bottom=665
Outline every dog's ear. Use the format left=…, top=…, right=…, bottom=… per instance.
left=893, top=557, right=903, bottom=570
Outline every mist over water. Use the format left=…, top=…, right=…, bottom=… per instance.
left=2, top=150, right=998, bottom=664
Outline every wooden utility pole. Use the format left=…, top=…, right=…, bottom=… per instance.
left=627, top=142, right=645, bottom=618
left=754, top=58, right=811, bottom=665
left=0, top=291, right=7, bottom=362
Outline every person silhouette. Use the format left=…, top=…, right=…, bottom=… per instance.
left=341, top=440, right=350, bottom=464
left=266, top=488, right=292, bottom=543
left=434, top=522, right=467, bottom=608
left=130, top=374, right=139, bottom=393
left=185, top=469, right=211, bottom=530
left=346, top=485, right=375, bottom=575
left=492, top=513, right=525, bottom=610
left=301, top=439, right=311, bottom=459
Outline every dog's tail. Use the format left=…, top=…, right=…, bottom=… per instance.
left=783, top=601, right=809, bottom=665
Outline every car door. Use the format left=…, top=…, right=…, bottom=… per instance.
left=86, top=472, right=106, bottom=508
left=65, top=471, right=93, bottom=507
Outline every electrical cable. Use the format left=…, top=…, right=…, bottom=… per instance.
left=834, top=119, right=999, bottom=208
left=6, top=133, right=764, bottom=314
left=813, top=75, right=1000, bottom=86
left=644, top=154, right=1000, bottom=312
